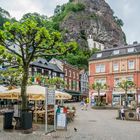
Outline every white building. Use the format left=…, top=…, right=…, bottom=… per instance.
left=87, top=35, right=105, bottom=50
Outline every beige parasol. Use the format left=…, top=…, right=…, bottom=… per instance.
left=0, top=85, right=71, bottom=100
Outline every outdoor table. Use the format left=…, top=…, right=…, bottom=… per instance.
left=33, top=110, right=45, bottom=123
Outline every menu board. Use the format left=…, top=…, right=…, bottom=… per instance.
left=57, top=113, right=67, bottom=129
left=47, top=88, right=55, bottom=105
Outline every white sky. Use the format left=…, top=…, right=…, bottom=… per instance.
left=0, top=0, right=139, bottom=44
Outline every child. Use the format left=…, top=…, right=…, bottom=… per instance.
left=120, top=106, right=125, bottom=120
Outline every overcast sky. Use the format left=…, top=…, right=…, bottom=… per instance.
left=0, top=0, right=139, bottom=44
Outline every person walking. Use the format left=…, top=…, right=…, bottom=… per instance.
left=85, top=97, right=89, bottom=110
left=80, top=99, right=85, bottom=110
left=136, top=106, right=140, bottom=121
left=120, top=106, right=125, bottom=120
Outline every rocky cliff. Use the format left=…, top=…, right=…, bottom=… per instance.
left=59, top=0, right=126, bottom=49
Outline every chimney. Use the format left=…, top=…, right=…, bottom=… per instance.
left=133, top=41, right=138, bottom=44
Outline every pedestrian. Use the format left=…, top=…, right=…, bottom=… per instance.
left=85, top=97, right=89, bottom=110
left=80, top=99, right=85, bottom=110
left=136, top=106, right=140, bottom=121
left=120, top=106, right=125, bottom=120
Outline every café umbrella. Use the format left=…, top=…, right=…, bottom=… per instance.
left=0, top=85, right=72, bottom=100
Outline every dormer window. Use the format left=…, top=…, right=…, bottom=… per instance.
left=44, top=62, right=48, bottom=65
left=38, top=61, right=42, bottom=64
left=128, top=47, right=134, bottom=53
left=113, top=50, right=119, bottom=55
left=97, top=53, right=102, bottom=58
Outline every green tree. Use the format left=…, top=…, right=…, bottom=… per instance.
left=0, top=18, right=77, bottom=111
left=0, top=67, right=22, bottom=88
left=92, top=82, right=107, bottom=106
left=118, top=80, right=135, bottom=107
left=113, top=16, right=124, bottom=27
left=46, top=77, right=66, bottom=89
left=21, top=12, right=55, bottom=32
left=0, top=7, right=10, bottom=29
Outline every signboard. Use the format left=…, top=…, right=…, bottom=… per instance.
left=45, top=86, right=56, bottom=134
left=57, top=113, right=67, bottom=130
left=47, top=88, right=55, bottom=105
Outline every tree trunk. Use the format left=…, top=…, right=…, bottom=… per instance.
left=21, top=66, right=29, bottom=111
left=125, top=90, right=128, bottom=107
left=98, top=89, right=100, bottom=104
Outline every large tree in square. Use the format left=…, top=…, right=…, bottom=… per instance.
left=92, top=82, right=107, bottom=105
left=118, top=80, right=135, bottom=107
left=0, top=18, right=77, bottom=111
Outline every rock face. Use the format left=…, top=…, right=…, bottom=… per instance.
left=60, top=0, right=126, bottom=49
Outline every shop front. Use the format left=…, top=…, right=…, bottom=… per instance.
left=112, top=91, right=136, bottom=107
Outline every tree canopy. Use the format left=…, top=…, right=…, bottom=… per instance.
left=92, top=82, right=107, bottom=105
left=0, top=18, right=77, bottom=110
left=118, top=80, right=135, bottom=107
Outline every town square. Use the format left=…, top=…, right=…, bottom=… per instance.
left=0, top=0, right=140, bottom=140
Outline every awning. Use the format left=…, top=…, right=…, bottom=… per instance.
left=0, top=85, right=8, bottom=93
left=93, top=92, right=106, bottom=96
left=64, top=90, right=82, bottom=96
left=113, top=91, right=136, bottom=95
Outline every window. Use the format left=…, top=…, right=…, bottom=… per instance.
left=37, top=68, right=42, bottom=74
left=128, top=60, right=135, bottom=70
left=95, top=78, right=106, bottom=84
left=128, top=48, right=134, bottom=53
left=127, top=76, right=133, bottom=82
left=113, top=63, right=119, bottom=71
left=114, top=78, right=120, bottom=87
left=97, top=53, right=102, bottom=58
left=65, top=69, right=67, bottom=76
left=53, top=72, right=57, bottom=77
left=96, top=64, right=105, bottom=73
left=113, top=50, right=119, bottom=55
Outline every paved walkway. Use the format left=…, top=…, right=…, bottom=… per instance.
left=0, top=104, right=140, bottom=140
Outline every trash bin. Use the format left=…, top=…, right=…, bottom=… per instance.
left=21, top=111, right=32, bottom=130
left=3, top=111, right=14, bottom=129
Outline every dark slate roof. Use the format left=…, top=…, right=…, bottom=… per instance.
left=30, top=58, right=64, bottom=73
left=89, top=43, right=140, bottom=61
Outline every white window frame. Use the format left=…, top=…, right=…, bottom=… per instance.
left=114, top=77, right=120, bottom=87
left=96, top=64, right=105, bottom=73
left=128, top=48, right=134, bottom=53
left=113, top=50, right=119, bottom=55
left=97, top=53, right=102, bottom=58
left=113, top=63, right=119, bottom=71
left=128, top=60, right=135, bottom=70
left=127, top=76, right=133, bottom=82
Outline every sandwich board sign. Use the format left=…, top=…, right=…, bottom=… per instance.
left=56, top=113, right=67, bottom=130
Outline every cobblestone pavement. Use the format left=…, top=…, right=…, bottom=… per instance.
left=0, top=104, right=140, bottom=140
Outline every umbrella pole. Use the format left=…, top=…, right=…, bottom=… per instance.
left=61, top=99, right=63, bottom=106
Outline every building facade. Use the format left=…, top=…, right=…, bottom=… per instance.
left=89, top=43, right=140, bottom=106
left=79, top=70, right=89, bottom=97
left=29, top=58, right=64, bottom=84
left=87, top=35, right=105, bottom=51
left=49, top=58, right=81, bottom=101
